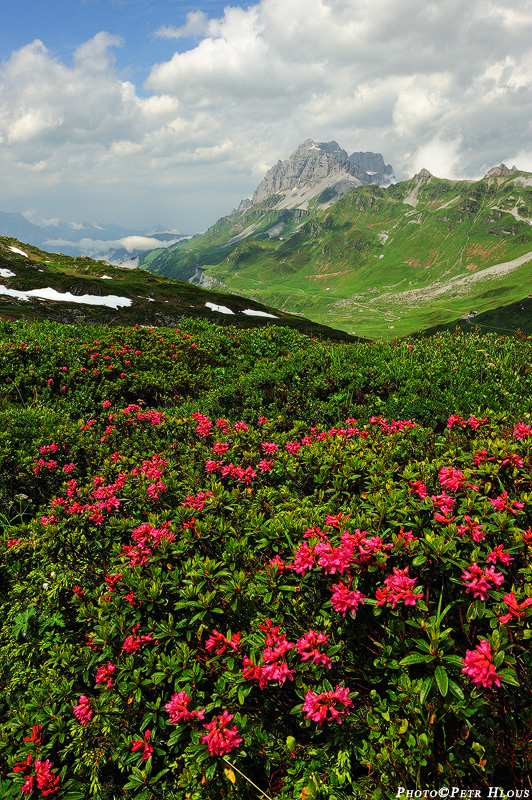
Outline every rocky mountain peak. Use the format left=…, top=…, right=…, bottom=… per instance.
left=247, top=139, right=395, bottom=209
left=296, top=139, right=349, bottom=160
left=485, top=163, right=519, bottom=178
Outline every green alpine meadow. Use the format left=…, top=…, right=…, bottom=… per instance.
left=142, top=165, right=532, bottom=340
left=1, top=141, right=532, bottom=800
left=1, top=314, right=532, bottom=798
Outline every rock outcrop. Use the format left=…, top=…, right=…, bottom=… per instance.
left=485, top=164, right=519, bottom=178
left=245, top=139, right=395, bottom=210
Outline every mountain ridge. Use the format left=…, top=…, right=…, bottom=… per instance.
left=141, top=153, right=532, bottom=339
left=245, top=138, right=394, bottom=209
left=0, top=212, right=185, bottom=264
left=0, top=236, right=358, bottom=342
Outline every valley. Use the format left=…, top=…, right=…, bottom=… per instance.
left=141, top=144, right=532, bottom=339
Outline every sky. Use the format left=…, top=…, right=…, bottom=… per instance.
left=1, top=0, right=531, bottom=235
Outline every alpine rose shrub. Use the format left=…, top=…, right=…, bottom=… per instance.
left=2, top=322, right=532, bottom=798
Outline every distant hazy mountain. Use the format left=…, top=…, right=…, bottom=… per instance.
left=0, top=213, right=185, bottom=264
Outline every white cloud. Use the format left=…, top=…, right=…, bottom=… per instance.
left=412, top=137, right=464, bottom=179
left=0, top=0, right=531, bottom=231
left=43, top=235, right=183, bottom=253
left=154, top=11, right=211, bottom=40
left=22, top=210, right=60, bottom=227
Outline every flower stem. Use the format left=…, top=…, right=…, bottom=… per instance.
left=222, top=758, right=273, bottom=800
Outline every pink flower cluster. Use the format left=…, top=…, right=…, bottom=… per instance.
left=302, top=685, right=353, bottom=726
left=499, top=592, right=532, bottom=624
left=243, top=620, right=295, bottom=689
left=461, top=563, right=504, bottom=601
left=447, top=414, right=488, bottom=430
left=431, top=492, right=456, bottom=524
left=73, top=695, right=93, bottom=726
left=438, top=465, right=465, bottom=492
left=205, top=460, right=257, bottom=484
left=296, top=629, right=332, bottom=668
left=181, top=490, right=214, bottom=510
left=123, top=521, right=175, bottom=567
left=48, top=471, right=127, bottom=526
left=95, top=662, right=116, bottom=690
left=330, top=582, right=366, bottom=617
left=262, top=441, right=279, bottom=454
left=213, top=440, right=229, bottom=454
left=457, top=516, right=485, bottom=542
left=290, top=525, right=391, bottom=579
left=514, top=423, right=532, bottom=440
left=122, top=624, right=154, bottom=654
left=206, top=629, right=241, bottom=655
left=15, top=754, right=60, bottom=797
left=487, top=545, right=513, bottom=566
left=461, top=640, right=501, bottom=688
left=489, top=491, right=525, bottom=515
left=376, top=567, right=423, bottom=609
left=131, top=730, right=153, bottom=762
left=369, top=416, right=416, bottom=435
left=192, top=412, right=212, bottom=437
left=165, top=691, right=206, bottom=724
left=409, top=480, right=427, bottom=498
left=202, top=710, right=242, bottom=756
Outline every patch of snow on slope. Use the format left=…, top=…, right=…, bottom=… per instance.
left=241, top=309, right=278, bottom=318
left=205, top=302, right=235, bottom=314
left=0, top=268, right=15, bottom=278
left=8, top=246, right=29, bottom=258
left=0, top=285, right=131, bottom=308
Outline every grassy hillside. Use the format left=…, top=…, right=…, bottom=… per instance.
left=0, top=237, right=358, bottom=343
left=143, top=170, right=532, bottom=339
left=416, top=295, right=532, bottom=338
left=1, top=320, right=532, bottom=798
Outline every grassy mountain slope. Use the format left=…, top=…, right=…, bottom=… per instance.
left=416, top=294, right=532, bottom=338
left=0, top=237, right=358, bottom=342
left=143, top=169, right=532, bottom=339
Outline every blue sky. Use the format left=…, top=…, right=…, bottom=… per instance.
left=1, top=0, right=531, bottom=234
left=2, top=1, right=229, bottom=88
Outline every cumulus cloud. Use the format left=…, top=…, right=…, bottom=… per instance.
left=155, top=11, right=211, bottom=40
left=0, top=0, right=531, bottom=231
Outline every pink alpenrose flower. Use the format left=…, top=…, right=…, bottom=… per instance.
left=302, top=686, right=353, bottom=726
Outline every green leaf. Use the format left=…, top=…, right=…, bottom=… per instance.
left=492, top=652, right=504, bottom=670
left=400, top=652, right=432, bottom=666
left=443, top=655, right=464, bottom=668
left=419, top=677, right=433, bottom=704
left=498, top=668, right=520, bottom=687
left=434, top=666, right=449, bottom=697
left=448, top=680, right=465, bottom=700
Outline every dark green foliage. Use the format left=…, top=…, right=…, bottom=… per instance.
left=1, top=320, right=532, bottom=798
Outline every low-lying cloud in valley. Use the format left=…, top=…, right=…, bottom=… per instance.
left=43, top=235, right=184, bottom=255
left=0, top=0, right=531, bottom=232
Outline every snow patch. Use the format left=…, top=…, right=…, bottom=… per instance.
left=0, top=268, right=15, bottom=278
left=100, top=275, right=113, bottom=279
left=8, top=246, right=28, bottom=258
left=205, top=302, right=235, bottom=314
left=0, top=285, right=132, bottom=308
left=241, top=309, right=278, bottom=318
